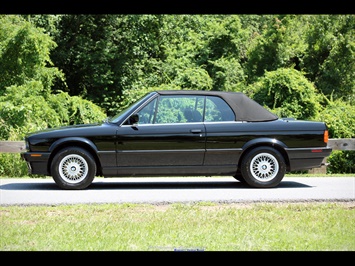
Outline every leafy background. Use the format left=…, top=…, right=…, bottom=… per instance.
left=0, top=14, right=354, bottom=175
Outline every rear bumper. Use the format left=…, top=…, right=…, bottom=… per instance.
left=286, top=147, right=332, bottom=171
left=21, top=152, right=51, bottom=175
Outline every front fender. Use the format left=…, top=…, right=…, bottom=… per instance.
left=49, top=137, right=98, bottom=153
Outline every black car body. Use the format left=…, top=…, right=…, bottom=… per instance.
left=21, top=90, right=332, bottom=189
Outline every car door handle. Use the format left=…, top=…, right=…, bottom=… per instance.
left=190, top=129, right=202, bottom=133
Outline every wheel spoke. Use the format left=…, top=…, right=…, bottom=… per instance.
left=59, top=154, right=88, bottom=184
left=250, top=152, right=279, bottom=182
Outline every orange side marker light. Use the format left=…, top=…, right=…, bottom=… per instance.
left=324, top=130, right=329, bottom=143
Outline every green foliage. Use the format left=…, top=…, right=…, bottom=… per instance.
left=0, top=15, right=64, bottom=95
left=174, top=67, right=213, bottom=91
left=23, top=14, right=354, bottom=113
left=301, top=15, right=355, bottom=101
left=24, top=14, right=354, bottom=114
left=247, top=68, right=321, bottom=120
left=117, top=87, right=160, bottom=114
left=316, top=97, right=355, bottom=174
left=63, top=94, right=107, bottom=125
left=46, top=15, right=168, bottom=117
left=0, top=15, right=106, bottom=141
left=327, top=151, right=355, bottom=174
left=0, top=153, right=28, bottom=177
left=0, top=82, right=106, bottom=140
left=161, top=15, right=248, bottom=92
left=244, top=15, right=308, bottom=81
left=316, top=97, right=355, bottom=139
left=0, top=81, right=61, bottom=140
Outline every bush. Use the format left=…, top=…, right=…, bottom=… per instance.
left=316, top=97, right=355, bottom=174
left=327, top=151, right=355, bottom=174
left=0, top=83, right=107, bottom=141
left=246, top=68, right=322, bottom=120
left=316, top=97, right=355, bottom=139
left=0, top=83, right=107, bottom=177
left=0, top=154, right=28, bottom=177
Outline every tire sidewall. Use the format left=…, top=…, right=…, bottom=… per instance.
left=241, top=146, right=286, bottom=188
left=51, top=147, right=96, bottom=190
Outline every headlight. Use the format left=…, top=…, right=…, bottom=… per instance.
left=24, top=139, right=29, bottom=151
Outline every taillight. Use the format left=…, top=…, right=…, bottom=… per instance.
left=324, top=130, right=329, bottom=143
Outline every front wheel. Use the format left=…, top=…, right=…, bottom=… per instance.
left=51, top=147, right=96, bottom=190
left=240, top=146, right=286, bottom=188
left=233, top=170, right=247, bottom=184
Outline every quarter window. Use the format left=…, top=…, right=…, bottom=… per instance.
left=205, top=96, right=235, bottom=122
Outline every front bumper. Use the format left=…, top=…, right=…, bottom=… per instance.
left=21, top=152, right=51, bottom=175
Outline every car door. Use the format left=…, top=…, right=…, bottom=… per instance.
left=115, top=95, right=206, bottom=169
left=203, top=96, right=242, bottom=166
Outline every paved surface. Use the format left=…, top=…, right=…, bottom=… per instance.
left=0, top=176, right=354, bottom=205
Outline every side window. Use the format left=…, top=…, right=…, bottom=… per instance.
left=137, top=98, right=158, bottom=124
left=134, top=95, right=234, bottom=124
left=204, top=96, right=235, bottom=122
left=154, top=95, right=204, bottom=124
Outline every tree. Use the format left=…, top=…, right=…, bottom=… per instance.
left=0, top=15, right=64, bottom=95
left=47, top=14, right=167, bottom=116
left=0, top=15, right=106, bottom=140
left=301, top=15, right=355, bottom=101
left=160, top=15, right=248, bottom=92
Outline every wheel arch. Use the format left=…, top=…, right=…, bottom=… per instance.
left=239, top=138, right=290, bottom=171
left=47, top=137, right=102, bottom=176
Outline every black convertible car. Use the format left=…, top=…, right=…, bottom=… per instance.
left=21, top=90, right=332, bottom=189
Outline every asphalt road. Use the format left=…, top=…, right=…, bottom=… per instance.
left=0, top=176, right=354, bottom=206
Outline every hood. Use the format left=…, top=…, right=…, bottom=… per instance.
left=25, top=122, right=106, bottom=139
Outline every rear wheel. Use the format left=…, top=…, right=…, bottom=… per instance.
left=51, top=147, right=96, bottom=190
left=241, top=146, right=286, bottom=188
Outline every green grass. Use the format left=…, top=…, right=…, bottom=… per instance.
left=1, top=201, right=354, bottom=251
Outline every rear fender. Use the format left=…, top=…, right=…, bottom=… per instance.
left=240, top=138, right=290, bottom=169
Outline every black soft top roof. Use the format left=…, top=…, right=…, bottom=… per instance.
left=156, top=90, right=278, bottom=122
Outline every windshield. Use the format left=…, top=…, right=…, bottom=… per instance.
left=108, top=92, right=156, bottom=123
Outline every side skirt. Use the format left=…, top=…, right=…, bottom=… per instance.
left=102, top=165, right=238, bottom=177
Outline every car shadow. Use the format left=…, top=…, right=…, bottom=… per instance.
left=0, top=182, right=59, bottom=190
left=0, top=179, right=312, bottom=190
left=90, top=180, right=312, bottom=190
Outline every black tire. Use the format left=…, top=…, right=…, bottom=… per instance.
left=51, top=147, right=96, bottom=190
left=240, top=146, right=286, bottom=188
left=233, top=171, right=247, bottom=184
